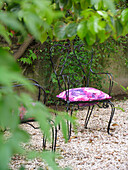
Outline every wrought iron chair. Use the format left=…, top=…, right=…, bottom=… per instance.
left=13, top=78, right=57, bottom=151
left=50, top=43, right=115, bottom=138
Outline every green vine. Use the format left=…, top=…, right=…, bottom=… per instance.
left=18, top=50, right=37, bottom=65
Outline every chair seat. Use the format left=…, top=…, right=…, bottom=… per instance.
left=56, top=87, right=111, bottom=104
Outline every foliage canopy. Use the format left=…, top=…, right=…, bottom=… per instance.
left=0, top=0, right=128, bottom=45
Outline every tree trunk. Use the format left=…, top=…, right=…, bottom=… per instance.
left=14, top=35, right=34, bottom=60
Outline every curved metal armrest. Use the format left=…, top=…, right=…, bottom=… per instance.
left=90, top=69, right=114, bottom=95
left=32, top=83, right=47, bottom=104
left=27, top=78, right=40, bottom=85
left=12, top=79, right=47, bottom=104
left=26, top=78, right=46, bottom=103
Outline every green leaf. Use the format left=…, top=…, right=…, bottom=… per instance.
left=81, top=9, right=94, bottom=19
left=61, top=119, right=68, bottom=142
left=77, top=21, right=87, bottom=40
left=87, top=16, right=102, bottom=35
left=65, top=0, right=72, bottom=9
left=65, top=22, right=77, bottom=38
left=20, top=58, right=31, bottom=64
left=31, top=53, right=37, bottom=60
left=115, top=19, right=123, bottom=37
left=97, top=10, right=108, bottom=19
left=80, top=0, right=91, bottom=9
left=103, top=0, right=116, bottom=14
left=48, top=28, right=53, bottom=39
left=0, top=48, right=20, bottom=71
left=85, top=31, right=96, bottom=45
left=120, top=8, right=128, bottom=25
left=54, top=115, right=66, bottom=139
left=0, top=24, right=11, bottom=45
left=0, top=1, right=4, bottom=8
left=122, top=22, right=128, bottom=35
left=40, top=31, right=47, bottom=44
left=42, top=151, right=60, bottom=170
left=120, top=85, right=127, bottom=91
left=0, top=93, right=19, bottom=129
left=27, top=102, right=51, bottom=140
left=97, top=30, right=106, bottom=43
left=23, top=13, right=48, bottom=42
left=11, top=128, right=30, bottom=144
left=54, top=21, right=67, bottom=40
left=0, top=141, right=12, bottom=170
left=116, top=106, right=125, bottom=112
left=91, top=0, right=102, bottom=10
left=0, top=48, right=34, bottom=91
left=59, top=0, right=68, bottom=9
left=0, top=12, right=26, bottom=36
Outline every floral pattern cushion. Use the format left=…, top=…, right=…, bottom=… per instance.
left=19, top=105, right=26, bottom=120
left=19, top=103, right=36, bottom=120
left=56, top=87, right=111, bottom=104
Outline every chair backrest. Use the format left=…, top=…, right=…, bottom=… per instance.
left=0, top=78, right=47, bottom=122
left=13, top=78, right=46, bottom=104
left=50, top=43, right=94, bottom=93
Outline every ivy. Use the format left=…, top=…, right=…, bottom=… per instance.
left=19, top=50, right=37, bottom=65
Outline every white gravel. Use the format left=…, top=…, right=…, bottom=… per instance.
left=10, top=99, right=128, bottom=170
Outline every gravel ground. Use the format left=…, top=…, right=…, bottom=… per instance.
left=10, top=99, right=128, bottom=170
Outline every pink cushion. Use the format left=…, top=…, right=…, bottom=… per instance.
left=19, top=105, right=26, bottom=120
left=56, top=87, right=111, bottom=103
left=19, top=103, right=36, bottom=120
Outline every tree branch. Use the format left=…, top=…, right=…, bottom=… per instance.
left=14, top=35, right=34, bottom=60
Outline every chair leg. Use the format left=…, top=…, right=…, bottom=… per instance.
left=43, top=125, right=57, bottom=152
left=66, top=103, right=71, bottom=139
left=85, top=105, right=94, bottom=129
left=68, top=108, right=73, bottom=139
left=52, top=127, right=54, bottom=151
left=107, top=101, right=115, bottom=134
left=53, top=126, right=57, bottom=151
left=52, top=126, right=57, bottom=152
left=55, top=101, right=61, bottom=130
left=43, top=135, right=46, bottom=150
